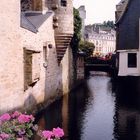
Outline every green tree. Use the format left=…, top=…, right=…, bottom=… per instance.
left=72, top=8, right=82, bottom=46
left=70, top=8, right=82, bottom=81
left=103, top=20, right=115, bottom=29
left=79, top=40, right=95, bottom=57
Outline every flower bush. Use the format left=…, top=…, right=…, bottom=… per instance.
left=0, top=111, right=64, bottom=140
left=39, top=127, right=64, bottom=140
left=0, top=111, right=35, bottom=140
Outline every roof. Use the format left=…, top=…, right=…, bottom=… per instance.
left=118, top=0, right=127, bottom=6
left=115, top=0, right=130, bottom=24
left=21, top=11, right=53, bottom=33
left=78, top=5, right=85, bottom=11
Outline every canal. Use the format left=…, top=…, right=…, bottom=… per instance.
left=35, top=72, right=140, bottom=140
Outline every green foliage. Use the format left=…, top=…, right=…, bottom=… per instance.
left=0, top=112, right=64, bottom=140
left=71, top=8, right=82, bottom=48
left=73, top=8, right=82, bottom=41
left=79, top=40, right=95, bottom=57
left=72, top=8, right=95, bottom=57
left=102, top=20, right=115, bottom=29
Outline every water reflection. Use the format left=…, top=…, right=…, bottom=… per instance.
left=35, top=73, right=140, bottom=140
left=113, top=77, right=140, bottom=140
left=68, top=81, right=91, bottom=140
left=81, top=75, right=115, bottom=140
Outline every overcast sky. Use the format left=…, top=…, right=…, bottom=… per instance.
left=73, top=0, right=120, bottom=25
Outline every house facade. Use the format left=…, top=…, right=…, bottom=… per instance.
left=0, top=0, right=73, bottom=114
left=115, top=0, right=140, bottom=76
left=85, top=24, right=116, bottom=56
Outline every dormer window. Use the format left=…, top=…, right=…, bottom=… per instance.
left=61, top=0, right=67, bottom=7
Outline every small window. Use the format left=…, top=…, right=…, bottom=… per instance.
left=61, top=0, right=67, bottom=7
left=21, top=0, right=33, bottom=11
left=96, top=41, right=98, bottom=45
left=128, top=53, right=137, bottom=68
left=24, top=48, right=40, bottom=90
left=43, top=46, right=47, bottom=62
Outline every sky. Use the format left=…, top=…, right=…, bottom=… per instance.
left=73, top=0, right=120, bottom=25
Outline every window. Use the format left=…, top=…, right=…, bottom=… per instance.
left=43, top=46, right=47, bottom=62
left=61, top=0, right=67, bottom=7
left=96, top=41, right=98, bottom=46
left=128, top=53, right=137, bottom=68
left=43, top=46, right=48, bottom=68
left=24, top=48, right=40, bottom=90
left=21, top=0, right=33, bottom=11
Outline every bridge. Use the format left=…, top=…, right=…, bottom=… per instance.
left=85, top=56, right=117, bottom=76
left=85, top=63, right=111, bottom=72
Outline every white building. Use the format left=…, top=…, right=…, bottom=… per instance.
left=115, top=0, right=140, bottom=76
left=85, top=24, right=116, bottom=56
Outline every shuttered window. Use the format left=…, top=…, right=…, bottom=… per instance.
left=24, top=48, right=40, bottom=90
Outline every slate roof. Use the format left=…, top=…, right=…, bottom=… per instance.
left=21, top=11, right=53, bottom=33
left=115, top=0, right=130, bottom=24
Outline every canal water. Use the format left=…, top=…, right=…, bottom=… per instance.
left=35, top=72, right=140, bottom=140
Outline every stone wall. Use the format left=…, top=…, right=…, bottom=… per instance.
left=0, top=0, right=74, bottom=114
left=0, top=0, right=23, bottom=113
left=61, top=46, right=74, bottom=94
left=77, top=56, right=85, bottom=80
left=20, top=13, right=61, bottom=111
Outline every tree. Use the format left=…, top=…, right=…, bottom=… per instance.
left=70, top=8, right=82, bottom=81
left=102, top=20, right=115, bottom=29
left=79, top=40, right=95, bottom=57
left=72, top=8, right=82, bottom=46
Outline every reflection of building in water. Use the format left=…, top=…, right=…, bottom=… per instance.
left=35, top=95, right=69, bottom=139
left=35, top=82, right=91, bottom=140
left=115, top=108, right=140, bottom=140
left=68, top=82, right=90, bottom=140
left=113, top=77, right=140, bottom=140
left=85, top=24, right=116, bottom=56
left=62, top=94, right=69, bottom=138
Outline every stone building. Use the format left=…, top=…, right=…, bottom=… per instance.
left=85, top=24, right=116, bottom=56
left=0, top=0, right=73, bottom=114
left=115, top=0, right=140, bottom=76
left=78, top=5, right=86, bottom=39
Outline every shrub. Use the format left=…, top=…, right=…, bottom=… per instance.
left=0, top=111, right=64, bottom=140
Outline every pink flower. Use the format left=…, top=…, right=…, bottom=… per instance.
left=28, top=115, right=35, bottom=121
left=42, top=130, right=53, bottom=140
left=11, top=111, right=20, bottom=118
left=17, top=114, right=34, bottom=123
left=0, top=133, right=10, bottom=139
left=53, top=127, right=64, bottom=138
left=0, top=113, right=11, bottom=121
